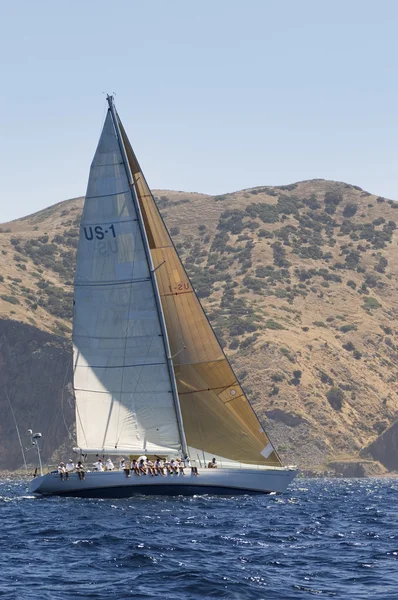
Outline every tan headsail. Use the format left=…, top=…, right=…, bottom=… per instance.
left=118, top=116, right=281, bottom=466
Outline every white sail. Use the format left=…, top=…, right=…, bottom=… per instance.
left=73, top=111, right=181, bottom=455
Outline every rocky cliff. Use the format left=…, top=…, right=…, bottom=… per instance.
left=0, top=318, right=74, bottom=468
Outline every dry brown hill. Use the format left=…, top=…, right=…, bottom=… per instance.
left=1, top=179, right=398, bottom=472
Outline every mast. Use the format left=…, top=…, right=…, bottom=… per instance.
left=106, top=95, right=188, bottom=458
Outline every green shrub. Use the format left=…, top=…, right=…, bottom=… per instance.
left=258, top=229, right=273, bottom=239
left=325, top=190, right=343, bottom=207
left=340, top=324, right=357, bottom=333
left=362, top=297, right=381, bottom=310
left=342, top=341, right=355, bottom=352
left=381, top=325, right=393, bottom=335
left=345, top=251, right=360, bottom=269
left=326, top=386, right=344, bottom=410
left=319, top=370, right=333, bottom=385
left=280, top=347, right=295, bottom=362
left=264, top=318, right=285, bottom=330
left=240, top=334, right=258, bottom=349
left=374, top=257, right=388, bottom=273
left=271, top=373, right=285, bottom=382
left=343, top=203, right=358, bottom=217
left=1, top=295, right=19, bottom=305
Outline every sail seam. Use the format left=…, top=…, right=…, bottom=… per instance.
left=178, top=384, right=238, bottom=395
left=85, top=190, right=130, bottom=199
left=75, top=388, right=172, bottom=394
left=75, top=277, right=150, bottom=287
left=90, top=161, right=124, bottom=167
left=80, top=218, right=138, bottom=225
left=75, top=361, right=166, bottom=369
left=161, top=290, right=193, bottom=298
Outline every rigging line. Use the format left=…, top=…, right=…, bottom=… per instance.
left=4, top=387, right=28, bottom=474
left=99, top=99, right=108, bottom=138
left=73, top=349, right=90, bottom=450
left=60, top=357, right=74, bottom=441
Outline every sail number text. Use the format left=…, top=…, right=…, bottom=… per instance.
left=83, top=224, right=116, bottom=241
left=169, top=283, right=190, bottom=293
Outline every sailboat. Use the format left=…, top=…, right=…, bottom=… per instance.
left=29, top=96, right=297, bottom=497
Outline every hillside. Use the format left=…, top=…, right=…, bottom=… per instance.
left=1, top=179, right=398, bottom=471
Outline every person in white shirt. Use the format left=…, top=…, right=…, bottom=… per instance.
left=94, top=459, right=104, bottom=472
left=184, top=455, right=198, bottom=475
left=105, top=458, right=114, bottom=471
left=145, top=458, right=155, bottom=476
left=154, top=458, right=164, bottom=475
left=58, top=462, right=66, bottom=481
left=169, top=459, right=178, bottom=474
left=119, top=458, right=125, bottom=470
left=65, top=459, right=75, bottom=478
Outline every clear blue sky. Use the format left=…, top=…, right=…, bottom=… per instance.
left=1, top=0, right=398, bottom=222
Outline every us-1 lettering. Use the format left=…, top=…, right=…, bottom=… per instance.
left=168, top=283, right=190, bottom=293
left=83, top=224, right=117, bottom=241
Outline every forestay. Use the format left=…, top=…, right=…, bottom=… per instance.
left=73, top=110, right=181, bottom=455
left=118, top=117, right=282, bottom=467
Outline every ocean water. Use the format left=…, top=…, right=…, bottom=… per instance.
left=0, top=478, right=397, bottom=599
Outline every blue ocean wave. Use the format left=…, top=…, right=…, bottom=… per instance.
left=0, top=478, right=397, bottom=599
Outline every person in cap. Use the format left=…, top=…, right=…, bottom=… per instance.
left=93, top=459, right=104, bottom=472
left=105, top=458, right=114, bottom=471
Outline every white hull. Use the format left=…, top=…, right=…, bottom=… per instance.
left=29, top=467, right=297, bottom=498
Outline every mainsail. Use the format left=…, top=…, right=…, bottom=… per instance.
left=73, top=109, right=182, bottom=455
left=116, top=110, right=281, bottom=467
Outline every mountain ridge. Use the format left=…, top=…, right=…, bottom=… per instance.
left=1, top=179, right=398, bottom=471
